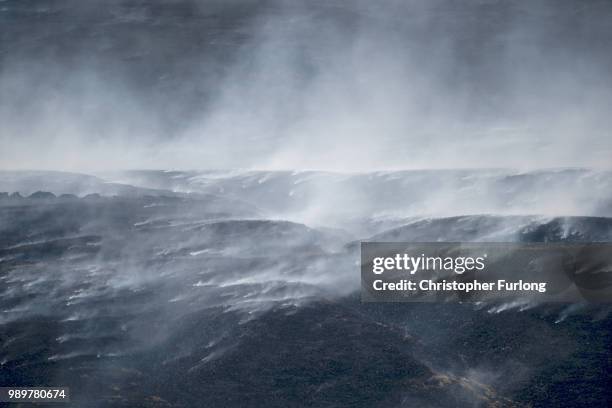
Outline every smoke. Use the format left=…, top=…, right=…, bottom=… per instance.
left=1, top=0, right=611, bottom=171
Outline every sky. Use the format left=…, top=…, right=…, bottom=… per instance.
left=1, top=0, right=611, bottom=171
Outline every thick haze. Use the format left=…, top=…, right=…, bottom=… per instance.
left=1, top=0, right=611, bottom=171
